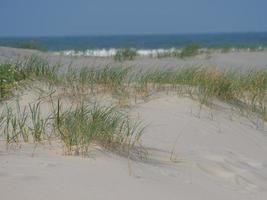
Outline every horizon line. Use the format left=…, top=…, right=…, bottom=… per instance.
left=0, top=31, right=267, bottom=38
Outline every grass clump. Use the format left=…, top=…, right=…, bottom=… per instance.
left=114, top=48, right=137, bottom=62
left=28, top=101, right=50, bottom=142
left=1, top=99, right=145, bottom=156
left=20, top=56, right=59, bottom=81
left=134, top=67, right=199, bottom=94
left=180, top=44, right=200, bottom=58
left=63, top=66, right=131, bottom=95
left=0, top=64, right=26, bottom=100
left=0, top=56, right=59, bottom=101
left=192, top=69, right=237, bottom=104
left=134, top=67, right=266, bottom=119
left=0, top=101, right=50, bottom=146
left=238, top=70, right=267, bottom=119
left=137, top=67, right=235, bottom=101
left=54, top=102, right=144, bottom=155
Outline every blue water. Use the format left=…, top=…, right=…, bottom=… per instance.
left=0, top=32, right=267, bottom=51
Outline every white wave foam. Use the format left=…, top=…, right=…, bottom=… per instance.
left=54, top=49, right=117, bottom=57
left=53, top=48, right=182, bottom=58
left=53, top=47, right=266, bottom=58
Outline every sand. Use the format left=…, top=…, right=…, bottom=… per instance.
left=1, top=47, right=267, bottom=199
left=1, top=94, right=267, bottom=200
left=1, top=46, right=267, bottom=71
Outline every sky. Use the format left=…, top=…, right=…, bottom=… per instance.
left=0, top=0, right=266, bottom=36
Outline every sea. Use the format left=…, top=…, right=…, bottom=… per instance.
left=0, top=32, right=267, bottom=57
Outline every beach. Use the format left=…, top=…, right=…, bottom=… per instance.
left=1, top=46, right=267, bottom=71
left=0, top=47, right=267, bottom=200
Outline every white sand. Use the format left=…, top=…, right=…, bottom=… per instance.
left=1, top=46, right=267, bottom=71
left=1, top=94, right=267, bottom=200
left=1, top=47, right=267, bottom=199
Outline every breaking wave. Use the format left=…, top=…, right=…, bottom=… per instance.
left=53, top=48, right=181, bottom=58
left=53, top=46, right=265, bottom=58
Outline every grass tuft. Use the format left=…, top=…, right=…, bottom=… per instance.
left=180, top=44, right=200, bottom=58
left=53, top=102, right=144, bottom=155
left=114, top=48, right=137, bottom=62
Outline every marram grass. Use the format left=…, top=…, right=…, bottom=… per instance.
left=0, top=58, right=266, bottom=156
left=53, top=102, right=144, bottom=155
left=1, top=57, right=266, bottom=120
left=0, top=99, right=145, bottom=156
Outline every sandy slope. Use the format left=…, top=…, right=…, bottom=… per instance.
left=1, top=47, right=267, bottom=199
left=1, top=95, right=267, bottom=200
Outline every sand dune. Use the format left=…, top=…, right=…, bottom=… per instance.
left=1, top=47, right=267, bottom=199
left=1, top=94, right=267, bottom=200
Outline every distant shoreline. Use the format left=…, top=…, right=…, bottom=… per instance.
left=0, top=46, right=267, bottom=72
left=0, top=32, right=267, bottom=52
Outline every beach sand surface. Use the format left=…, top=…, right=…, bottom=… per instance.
left=0, top=46, right=267, bottom=71
left=1, top=94, right=267, bottom=200
left=1, top=47, right=267, bottom=199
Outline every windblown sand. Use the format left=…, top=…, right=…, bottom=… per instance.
left=1, top=47, right=267, bottom=200
left=1, top=94, right=267, bottom=200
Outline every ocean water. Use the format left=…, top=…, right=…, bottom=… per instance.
left=0, top=32, right=267, bottom=57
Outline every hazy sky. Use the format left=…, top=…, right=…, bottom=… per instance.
left=0, top=0, right=266, bottom=36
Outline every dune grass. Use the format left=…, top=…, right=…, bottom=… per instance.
left=0, top=98, right=145, bottom=156
left=63, top=66, right=130, bottom=91
left=1, top=57, right=266, bottom=120
left=114, top=48, right=137, bottom=62
left=0, top=57, right=266, bottom=156
left=0, top=101, right=51, bottom=146
left=53, top=101, right=144, bottom=155
left=20, top=55, right=59, bottom=81
left=129, top=67, right=266, bottom=120
left=28, top=101, right=50, bottom=142
left=0, top=63, right=26, bottom=100
left=0, top=56, right=59, bottom=101
left=180, top=44, right=200, bottom=58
